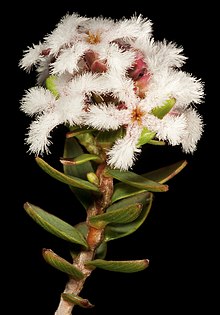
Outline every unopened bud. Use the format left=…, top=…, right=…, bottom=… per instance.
left=87, top=172, right=100, bottom=186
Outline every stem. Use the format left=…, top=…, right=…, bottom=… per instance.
left=54, top=163, right=113, bottom=315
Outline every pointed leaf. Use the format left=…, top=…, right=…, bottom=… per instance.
left=85, top=259, right=149, bottom=273
left=112, top=160, right=187, bottom=203
left=106, top=168, right=168, bottom=192
left=142, top=159, right=188, bottom=184
left=104, top=192, right=153, bottom=242
left=63, top=138, right=95, bottom=209
left=112, top=184, right=146, bottom=204
left=42, top=249, right=84, bottom=280
left=24, top=202, right=88, bottom=248
left=36, top=157, right=99, bottom=192
left=151, top=97, right=176, bottom=119
left=62, top=293, right=94, bottom=308
left=60, top=153, right=101, bottom=165
left=137, top=127, right=156, bottom=146
left=89, top=203, right=142, bottom=229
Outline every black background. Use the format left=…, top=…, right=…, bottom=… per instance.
left=4, top=1, right=216, bottom=314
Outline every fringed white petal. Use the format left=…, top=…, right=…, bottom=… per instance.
left=19, top=42, right=45, bottom=72
left=109, top=14, right=152, bottom=41
left=56, top=94, right=85, bottom=126
left=51, top=42, right=88, bottom=75
left=102, top=72, right=137, bottom=105
left=181, top=108, right=204, bottom=153
left=152, top=114, right=187, bottom=146
left=20, top=87, right=56, bottom=116
left=68, top=72, right=105, bottom=95
left=85, top=104, right=128, bottom=130
left=44, top=13, right=89, bottom=55
left=102, top=45, right=135, bottom=76
left=143, top=39, right=187, bottom=72
left=107, top=125, right=141, bottom=170
left=25, top=111, right=61, bottom=155
left=144, top=69, right=204, bottom=111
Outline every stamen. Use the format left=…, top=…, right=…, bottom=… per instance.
left=85, top=31, right=101, bottom=44
left=131, top=106, right=146, bottom=125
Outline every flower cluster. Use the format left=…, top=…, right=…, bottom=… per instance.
left=19, top=13, right=204, bottom=170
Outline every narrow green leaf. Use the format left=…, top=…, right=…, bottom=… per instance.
left=89, top=203, right=142, bottom=229
left=137, top=127, right=156, bottom=146
left=63, top=137, right=94, bottom=209
left=104, top=192, right=153, bottom=242
left=151, top=97, right=176, bottom=119
left=106, top=168, right=168, bottom=192
left=24, top=202, right=88, bottom=248
left=112, top=160, right=187, bottom=203
left=69, top=222, right=89, bottom=259
left=142, top=159, right=188, bottom=184
left=112, top=184, right=145, bottom=204
left=62, top=293, right=94, bottom=308
left=42, top=249, right=84, bottom=280
left=36, top=156, right=99, bottom=192
left=60, top=154, right=101, bottom=165
left=85, top=259, right=149, bottom=273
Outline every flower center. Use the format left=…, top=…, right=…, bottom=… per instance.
left=131, top=106, right=145, bottom=125
left=85, top=31, right=101, bottom=44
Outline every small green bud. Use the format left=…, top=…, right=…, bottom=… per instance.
left=87, top=172, right=100, bottom=186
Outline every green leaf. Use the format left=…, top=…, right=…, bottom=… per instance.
left=45, top=75, right=59, bottom=97
left=62, top=293, right=94, bottom=308
left=63, top=138, right=95, bottom=209
left=36, top=156, right=99, bottom=192
left=148, top=139, right=166, bottom=145
left=112, top=160, right=187, bottom=203
left=23, top=202, right=88, bottom=248
left=60, top=154, right=101, bottom=165
left=88, top=203, right=142, bottom=229
left=137, top=127, right=156, bottom=146
left=104, top=192, right=153, bottom=242
left=112, top=184, right=145, bottom=204
left=106, top=168, right=168, bottom=192
left=151, top=97, right=176, bottom=119
left=142, top=159, right=188, bottom=184
left=95, top=242, right=108, bottom=260
left=42, top=249, right=84, bottom=280
left=85, top=259, right=149, bottom=273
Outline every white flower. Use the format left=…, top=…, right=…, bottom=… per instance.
left=20, top=13, right=205, bottom=170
